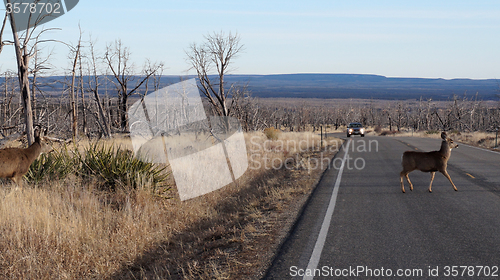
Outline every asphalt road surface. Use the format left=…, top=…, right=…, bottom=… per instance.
left=264, top=135, right=500, bottom=279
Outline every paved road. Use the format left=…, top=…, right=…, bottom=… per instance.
left=264, top=135, right=500, bottom=279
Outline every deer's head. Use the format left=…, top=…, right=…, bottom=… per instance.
left=441, top=132, right=458, bottom=151
left=34, top=126, right=53, bottom=154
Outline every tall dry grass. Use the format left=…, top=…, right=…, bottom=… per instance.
left=0, top=131, right=341, bottom=279
left=0, top=180, right=169, bottom=278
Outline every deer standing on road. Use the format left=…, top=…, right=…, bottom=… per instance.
left=0, top=127, right=52, bottom=187
left=400, top=132, right=458, bottom=193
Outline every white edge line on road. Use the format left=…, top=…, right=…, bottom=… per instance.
left=303, top=139, right=351, bottom=280
left=395, top=136, right=500, bottom=155
left=459, top=143, right=500, bottom=155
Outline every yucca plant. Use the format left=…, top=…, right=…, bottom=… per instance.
left=78, top=143, right=169, bottom=192
left=26, top=144, right=78, bottom=185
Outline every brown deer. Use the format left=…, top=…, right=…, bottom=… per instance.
left=400, top=132, right=458, bottom=193
left=0, top=127, right=52, bottom=187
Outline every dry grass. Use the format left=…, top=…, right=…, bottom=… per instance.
left=0, top=131, right=341, bottom=279
left=0, top=179, right=168, bottom=279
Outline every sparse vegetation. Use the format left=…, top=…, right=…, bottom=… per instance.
left=426, top=130, right=440, bottom=134
left=0, top=132, right=341, bottom=279
left=263, top=127, right=281, bottom=140
left=26, top=143, right=169, bottom=193
left=25, top=145, right=78, bottom=184
left=1, top=4, right=498, bottom=279
left=380, top=130, right=400, bottom=136
left=78, top=143, right=169, bottom=192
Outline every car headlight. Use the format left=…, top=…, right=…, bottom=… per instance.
left=360, top=128, right=365, bottom=133
left=349, top=128, right=353, bottom=132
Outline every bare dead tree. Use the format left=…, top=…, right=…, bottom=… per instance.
left=78, top=38, right=87, bottom=136
left=230, top=85, right=256, bottom=131
left=1, top=70, right=17, bottom=132
left=7, top=0, right=35, bottom=144
left=66, top=27, right=84, bottom=140
left=86, top=37, right=110, bottom=137
left=104, top=40, right=163, bottom=131
left=0, top=12, right=13, bottom=55
left=396, top=102, right=403, bottom=131
left=5, top=0, right=60, bottom=145
left=186, top=31, right=244, bottom=117
left=29, top=45, right=53, bottom=125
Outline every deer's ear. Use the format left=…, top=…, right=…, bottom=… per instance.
left=441, top=132, right=447, bottom=140
left=34, top=126, right=40, bottom=138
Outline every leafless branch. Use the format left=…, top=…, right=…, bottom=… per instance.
left=186, top=31, right=245, bottom=118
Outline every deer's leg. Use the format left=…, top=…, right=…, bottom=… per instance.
left=428, top=172, right=435, bottom=193
left=441, top=170, right=458, bottom=191
left=400, top=171, right=414, bottom=193
left=400, top=171, right=407, bottom=193
left=405, top=174, right=413, bottom=191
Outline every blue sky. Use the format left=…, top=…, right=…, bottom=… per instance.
left=1, top=0, right=500, bottom=79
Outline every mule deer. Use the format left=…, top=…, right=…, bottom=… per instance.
left=0, top=127, right=52, bottom=187
left=400, top=132, right=458, bottom=193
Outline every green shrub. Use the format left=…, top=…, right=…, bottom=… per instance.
left=79, top=143, right=169, bottom=192
left=27, top=142, right=169, bottom=193
left=26, top=145, right=78, bottom=185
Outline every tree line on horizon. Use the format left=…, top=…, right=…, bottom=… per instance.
left=1, top=11, right=499, bottom=142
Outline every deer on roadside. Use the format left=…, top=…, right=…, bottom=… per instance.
left=400, top=132, right=458, bottom=193
left=0, top=127, right=52, bottom=187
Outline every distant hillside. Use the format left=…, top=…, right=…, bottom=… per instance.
left=1, top=74, right=498, bottom=100
left=224, top=74, right=500, bottom=100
